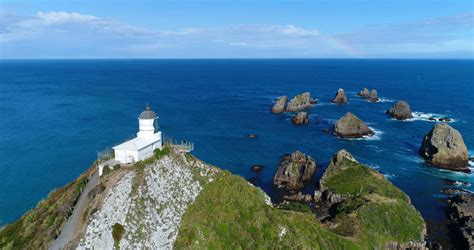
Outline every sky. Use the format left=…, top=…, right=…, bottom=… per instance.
left=0, top=0, right=473, bottom=59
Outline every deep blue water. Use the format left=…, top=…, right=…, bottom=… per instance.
left=0, top=59, right=473, bottom=238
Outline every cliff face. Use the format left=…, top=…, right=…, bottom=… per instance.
left=1, top=147, right=427, bottom=249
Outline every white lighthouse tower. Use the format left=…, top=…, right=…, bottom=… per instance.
left=113, top=104, right=163, bottom=164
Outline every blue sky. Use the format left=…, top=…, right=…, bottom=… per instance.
left=0, top=0, right=473, bottom=58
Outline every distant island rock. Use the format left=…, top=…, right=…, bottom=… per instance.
left=286, top=92, right=313, bottom=112
left=368, top=89, right=379, bottom=102
left=357, top=87, right=369, bottom=98
left=247, top=134, right=257, bottom=139
left=419, top=123, right=469, bottom=172
left=332, top=88, right=348, bottom=104
left=387, top=100, right=414, bottom=120
left=357, top=88, right=379, bottom=102
left=291, top=112, right=309, bottom=125
left=273, top=151, right=316, bottom=190
left=271, top=96, right=288, bottom=113
left=333, top=112, right=374, bottom=138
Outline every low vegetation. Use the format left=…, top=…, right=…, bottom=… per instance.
left=322, top=156, right=426, bottom=247
left=112, top=223, right=124, bottom=249
left=175, top=171, right=359, bottom=249
left=0, top=165, right=95, bottom=249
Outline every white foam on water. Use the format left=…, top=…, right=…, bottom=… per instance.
left=383, top=173, right=396, bottom=180
left=342, top=127, right=383, bottom=141
left=377, top=97, right=395, bottom=103
left=407, top=111, right=456, bottom=123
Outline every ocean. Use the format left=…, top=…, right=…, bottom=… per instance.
left=0, top=59, right=472, bottom=242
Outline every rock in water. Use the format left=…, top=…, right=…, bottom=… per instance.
left=286, top=92, right=312, bottom=112
left=333, top=112, right=374, bottom=138
left=446, top=193, right=474, bottom=249
left=332, top=88, right=348, bottom=104
left=271, top=96, right=288, bottom=113
left=419, top=123, right=469, bottom=172
left=358, top=88, right=369, bottom=98
left=368, top=89, right=379, bottom=102
left=247, top=134, right=257, bottom=139
left=291, top=112, right=309, bottom=125
left=386, top=100, right=414, bottom=120
left=273, top=151, right=317, bottom=190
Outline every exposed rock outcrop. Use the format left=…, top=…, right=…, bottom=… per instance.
left=419, top=123, right=469, bottom=172
left=291, top=112, right=309, bottom=125
left=273, top=151, right=317, bottom=190
left=333, top=112, right=374, bottom=138
left=446, top=193, right=474, bottom=249
left=368, top=89, right=379, bottom=102
left=332, top=88, right=348, bottom=104
left=387, top=100, right=414, bottom=120
left=271, top=96, right=288, bottom=113
left=358, top=88, right=369, bottom=98
left=283, top=192, right=312, bottom=202
left=247, top=134, right=257, bottom=139
left=286, top=92, right=313, bottom=112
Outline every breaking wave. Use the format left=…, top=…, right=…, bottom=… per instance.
left=407, top=111, right=456, bottom=122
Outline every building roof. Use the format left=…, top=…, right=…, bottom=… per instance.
left=113, top=132, right=162, bottom=151
left=139, top=103, right=157, bottom=119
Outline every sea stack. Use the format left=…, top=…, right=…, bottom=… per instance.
left=332, top=88, right=348, bottom=104
left=271, top=96, right=288, bottom=113
left=358, top=88, right=369, bottom=98
left=333, top=112, right=374, bottom=138
left=286, top=92, right=312, bottom=112
left=387, top=100, right=414, bottom=120
left=367, top=89, right=379, bottom=102
left=292, top=112, right=309, bottom=125
left=420, top=123, right=469, bottom=172
left=273, top=151, right=317, bottom=190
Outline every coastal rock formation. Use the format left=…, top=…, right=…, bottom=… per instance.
left=291, top=112, right=309, bottom=125
left=387, top=100, right=414, bottom=120
left=273, top=151, right=317, bottom=190
left=446, top=193, right=474, bottom=249
left=333, top=112, right=374, bottom=138
left=286, top=92, right=312, bottom=112
left=357, top=88, right=369, bottom=98
left=419, top=123, right=469, bottom=172
left=315, top=150, right=426, bottom=248
left=332, top=88, right=348, bottom=104
left=271, top=96, right=288, bottom=113
left=283, top=192, right=312, bottom=202
left=368, top=89, right=379, bottom=102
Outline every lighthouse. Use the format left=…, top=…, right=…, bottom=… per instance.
left=113, top=104, right=163, bottom=164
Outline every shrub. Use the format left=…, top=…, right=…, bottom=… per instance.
left=112, top=223, right=124, bottom=249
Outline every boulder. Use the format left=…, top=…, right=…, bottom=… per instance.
left=251, top=165, right=263, bottom=173
left=358, top=88, right=369, bottom=98
left=439, top=117, right=452, bottom=122
left=273, top=151, right=317, bottom=190
left=386, top=100, right=414, bottom=120
left=332, top=88, right=348, bottom=104
left=247, top=134, right=257, bottom=139
left=368, top=89, right=379, bottom=102
left=291, top=112, right=309, bottom=125
left=271, top=96, right=288, bottom=113
left=286, top=92, right=312, bottom=112
left=419, top=123, right=469, bottom=172
left=333, top=112, right=374, bottom=138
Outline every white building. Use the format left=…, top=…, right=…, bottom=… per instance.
left=113, top=104, right=163, bottom=164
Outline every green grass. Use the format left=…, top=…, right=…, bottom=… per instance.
left=322, top=156, right=425, bottom=247
left=112, top=223, right=124, bottom=249
left=0, top=166, right=95, bottom=249
left=175, top=171, right=360, bottom=249
left=175, top=155, right=426, bottom=249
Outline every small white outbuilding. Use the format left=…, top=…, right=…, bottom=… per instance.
left=113, top=104, right=163, bottom=164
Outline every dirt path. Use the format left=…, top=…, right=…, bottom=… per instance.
left=50, top=170, right=99, bottom=250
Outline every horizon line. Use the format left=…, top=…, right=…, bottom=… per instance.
left=1, top=57, right=473, bottom=60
